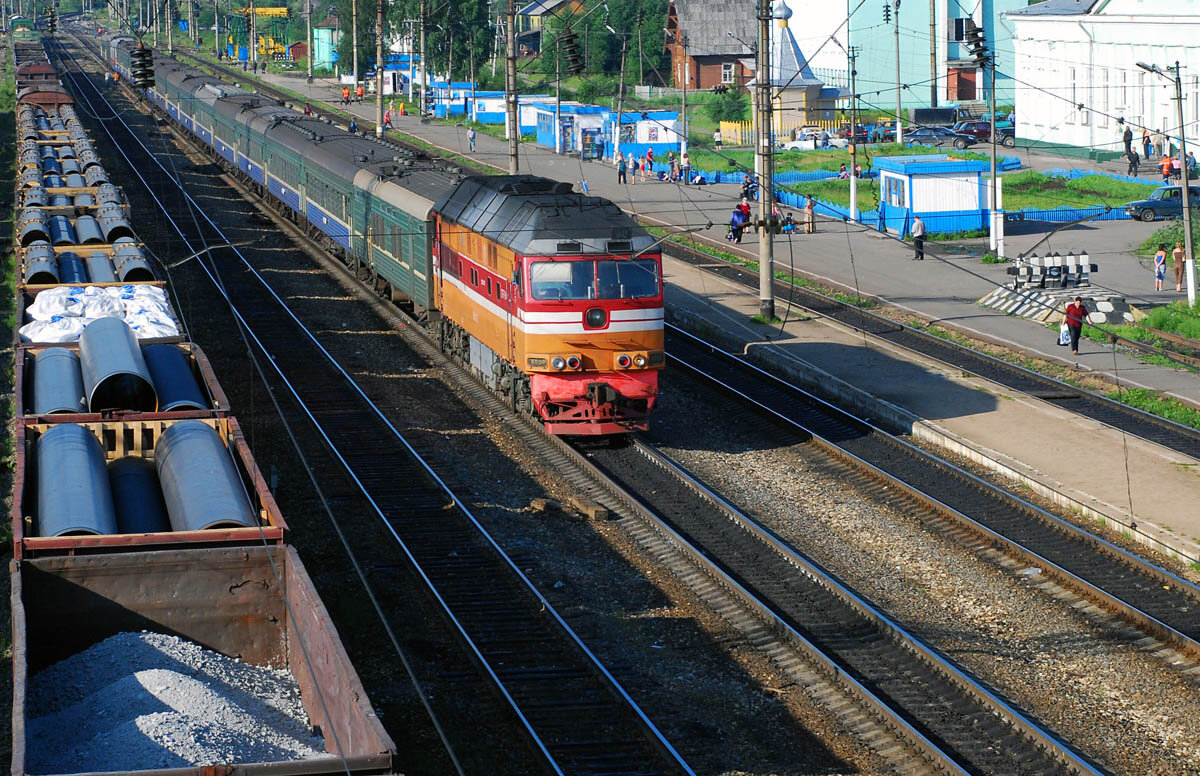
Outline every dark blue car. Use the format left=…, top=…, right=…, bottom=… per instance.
left=1124, top=185, right=1200, bottom=222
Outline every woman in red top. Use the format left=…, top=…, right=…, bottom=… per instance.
left=1063, top=296, right=1087, bottom=356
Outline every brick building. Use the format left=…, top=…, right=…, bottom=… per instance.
left=665, top=0, right=756, bottom=91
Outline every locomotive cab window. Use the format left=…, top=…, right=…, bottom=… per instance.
left=530, top=259, right=660, bottom=301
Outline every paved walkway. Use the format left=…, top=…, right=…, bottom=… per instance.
left=200, top=64, right=1200, bottom=563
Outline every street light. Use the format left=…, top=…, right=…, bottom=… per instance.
left=1138, top=60, right=1195, bottom=306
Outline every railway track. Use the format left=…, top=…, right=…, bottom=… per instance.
left=54, top=34, right=692, bottom=776
left=663, top=324, right=1200, bottom=658
left=170, top=48, right=1200, bottom=464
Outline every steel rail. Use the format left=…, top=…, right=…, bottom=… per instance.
left=54, top=33, right=693, bottom=775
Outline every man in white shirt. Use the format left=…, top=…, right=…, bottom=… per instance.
left=911, top=214, right=926, bottom=260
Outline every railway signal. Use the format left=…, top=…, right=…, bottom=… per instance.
left=131, top=45, right=155, bottom=89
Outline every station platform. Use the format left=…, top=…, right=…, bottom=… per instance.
left=228, top=67, right=1200, bottom=566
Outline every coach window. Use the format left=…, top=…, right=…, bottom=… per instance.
left=530, top=260, right=592, bottom=300
left=512, top=265, right=523, bottom=297
left=596, top=259, right=660, bottom=299
left=470, top=267, right=479, bottom=285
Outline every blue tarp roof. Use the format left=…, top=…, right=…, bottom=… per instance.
left=874, top=154, right=989, bottom=174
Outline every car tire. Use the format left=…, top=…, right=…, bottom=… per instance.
left=1002, top=136, right=1015, bottom=148
left=1140, top=208, right=1157, bottom=222
left=954, top=139, right=967, bottom=150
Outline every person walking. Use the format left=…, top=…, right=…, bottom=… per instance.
left=1142, top=128, right=1152, bottom=161
left=1122, top=123, right=1133, bottom=156
left=629, top=155, right=639, bottom=185
left=383, top=109, right=392, bottom=130
left=680, top=151, right=691, bottom=185
left=1172, top=154, right=1183, bottom=182
left=342, top=85, right=350, bottom=105
left=1172, top=241, right=1186, bottom=292
left=355, top=84, right=364, bottom=102
left=303, top=103, right=313, bottom=116
left=1154, top=243, right=1167, bottom=291
left=1161, top=154, right=1173, bottom=184
left=728, top=207, right=748, bottom=243
left=667, top=151, right=677, bottom=181
left=348, top=118, right=358, bottom=134
left=1126, top=150, right=1139, bottom=176
left=617, top=153, right=628, bottom=185
left=911, top=214, right=926, bottom=260
left=467, top=126, right=476, bottom=152
left=804, top=195, right=816, bottom=234
left=713, top=128, right=722, bottom=150
left=641, top=152, right=650, bottom=182
left=1063, top=296, right=1087, bottom=356
left=645, top=147, right=655, bottom=173
left=739, top=197, right=751, bottom=221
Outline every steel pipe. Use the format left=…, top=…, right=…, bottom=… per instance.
left=96, top=203, right=135, bottom=242
left=112, top=238, right=154, bottom=281
left=48, top=215, right=77, bottom=246
left=35, top=423, right=119, bottom=537
left=42, top=174, right=63, bottom=189
left=50, top=195, right=72, bottom=207
left=64, top=173, right=86, bottom=189
left=85, top=252, right=117, bottom=282
left=79, top=317, right=158, bottom=412
left=84, top=165, right=108, bottom=186
left=155, top=421, right=256, bottom=531
left=60, top=158, right=81, bottom=176
left=107, top=456, right=172, bottom=534
left=20, top=170, right=42, bottom=189
left=24, top=243, right=59, bottom=284
left=41, top=157, right=61, bottom=176
left=144, top=345, right=208, bottom=411
left=74, top=215, right=105, bottom=244
left=74, top=193, right=95, bottom=207
left=96, top=183, right=122, bottom=204
left=32, top=347, right=87, bottom=414
left=18, top=208, right=49, bottom=246
left=58, top=252, right=88, bottom=284
left=23, top=186, right=47, bottom=207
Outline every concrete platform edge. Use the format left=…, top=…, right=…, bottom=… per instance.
left=667, top=309, right=1200, bottom=570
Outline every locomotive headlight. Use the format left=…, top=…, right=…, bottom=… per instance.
left=633, top=354, right=647, bottom=368
left=566, top=356, right=582, bottom=370
left=551, top=356, right=566, bottom=370
left=585, top=308, right=607, bottom=328
left=616, top=354, right=632, bottom=368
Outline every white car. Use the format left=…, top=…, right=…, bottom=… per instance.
left=779, top=131, right=848, bottom=151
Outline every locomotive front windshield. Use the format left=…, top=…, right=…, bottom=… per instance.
left=530, top=259, right=660, bottom=301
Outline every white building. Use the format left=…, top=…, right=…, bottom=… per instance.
left=1006, top=0, right=1200, bottom=159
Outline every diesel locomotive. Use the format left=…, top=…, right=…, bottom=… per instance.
left=104, top=39, right=663, bottom=435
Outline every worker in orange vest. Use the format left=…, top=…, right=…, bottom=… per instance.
left=1161, top=154, right=1174, bottom=183
left=355, top=84, right=364, bottom=102
left=398, top=102, right=405, bottom=116
left=341, top=86, right=350, bottom=105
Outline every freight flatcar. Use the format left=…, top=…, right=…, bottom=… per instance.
left=107, top=40, right=665, bottom=435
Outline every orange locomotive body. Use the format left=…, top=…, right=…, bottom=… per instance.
left=431, top=177, right=664, bottom=435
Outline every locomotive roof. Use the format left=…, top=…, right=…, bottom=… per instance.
left=434, top=176, right=655, bottom=257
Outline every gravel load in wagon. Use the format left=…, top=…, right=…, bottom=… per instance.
left=25, top=631, right=326, bottom=772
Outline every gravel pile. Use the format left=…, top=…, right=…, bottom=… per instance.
left=27, top=632, right=325, bottom=772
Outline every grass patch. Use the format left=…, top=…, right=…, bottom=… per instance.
left=783, top=180, right=877, bottom=215
left=980, top=253, right=1010, bottom=264
left=1001, top=170, right=1156, bottom=211
left=1141, top=302, right=1200, bottom=339
left=1107, top=388, right=1200, bottom=429
left=750, top=314, right=783, bottom=325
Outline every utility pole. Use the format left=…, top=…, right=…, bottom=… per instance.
left=351, top=0, right=357, bottom=93
left=679, top=35, right=687, bottom=158
left=928, top=0, right=937, bottom=106
left=636, top=9, right=643, bottom=85
left=756, top=0, right=774, bottom=320
left=554, top=34, right=561, bottom=153
left=306, top=0, right=312, bottom=81
left=375, top=0, right=383, bottom=135
left=849, top=45, right=859, bottom=221
left=167, top=0, right=173, bottom=53
left=153, top=0, right=157, bottom=47
left=214, top=0, right=220, bottom=56
left=248, top=0, right=254, bottom=64
left=989, top=53, right=1001, bottom=258
left=419, top=0, right=426, bottom=115
left=614, top=35, right=628, bottom=166
left=505, top=0, right=518, bottom=173
left=1174, top=62, right=1196, bottom=304
left=893, top=0, right=901, bottom=143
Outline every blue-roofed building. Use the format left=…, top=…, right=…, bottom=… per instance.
left=602, top=110, right=682, bottom=161
left=875, top=154, right=997, bottom=235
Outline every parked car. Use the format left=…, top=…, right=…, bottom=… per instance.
left=779, top=130, right=848, bottom=151
left=867, top=123, right=895, bottom=143
left=952, top=120, right=1017, bottom=148
left=837, top=123, right=869, bottom=144
left=904, top=126, right=980, bottom=149
left=1123, top=185, right=1200, bottom=221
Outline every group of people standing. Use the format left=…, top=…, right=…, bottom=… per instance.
left=727, top=195, right=816, bottom=243
left=1152, top=242, right=1188, bottom=293
left=614, top=149, right=692, bottom=185
left=1123, top=124, right=1196, bottom=180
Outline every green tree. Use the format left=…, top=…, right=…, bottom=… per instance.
left=704, top=89, right=748, bottom=123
